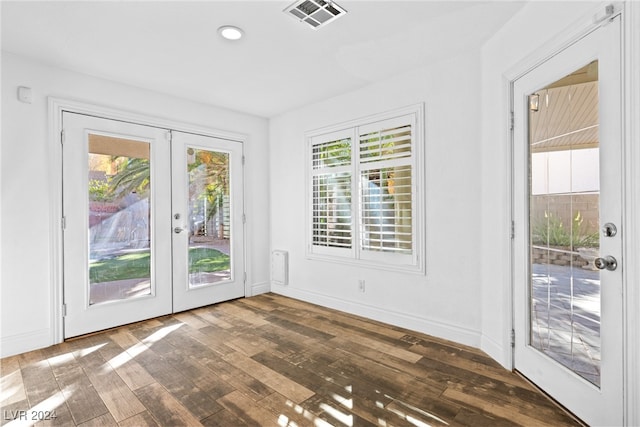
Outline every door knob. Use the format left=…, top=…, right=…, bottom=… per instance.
left=174, top=227, right=185, bottom=234
left=594, top=255, right=617, bottom=271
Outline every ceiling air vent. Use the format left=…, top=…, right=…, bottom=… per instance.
left=284, top=0, right=347, bottom=29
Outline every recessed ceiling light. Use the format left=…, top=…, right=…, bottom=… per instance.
left=218, top=26, right=244, bottom=41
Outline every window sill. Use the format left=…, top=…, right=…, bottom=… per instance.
left=306, top=251, right=425, bottom=275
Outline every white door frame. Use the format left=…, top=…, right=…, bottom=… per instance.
left=622, top=4, right=640, bottom=425
left=505, top=2, right=639, bottom=425
left=48, top=97, right=248, bottom=344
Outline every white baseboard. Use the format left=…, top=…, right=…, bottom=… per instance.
left=272, top=285, right=481, bottom=349
left=250, top=281, right=270, bottom=296
left=481, top=333, right=511, bottom=370
left=1, top=328, right=52, bottom=358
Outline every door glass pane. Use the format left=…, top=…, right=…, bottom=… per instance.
left=187, top=147, right=231, bottom=287
left=528, top=61, right=601, bottom=386
left=88, top=134, right=152, bottom=304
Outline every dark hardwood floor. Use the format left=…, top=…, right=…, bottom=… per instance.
left=1, top=293, right=581, bottom=426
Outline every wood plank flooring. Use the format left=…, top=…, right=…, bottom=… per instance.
left=1, top=293, right=581, bottom=426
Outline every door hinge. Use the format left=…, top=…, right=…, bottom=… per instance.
left=242, top=213, right=246, bottom=224
left=511, top=329, right=515, bottom=348
left=62, top=304, right=67, bottom=317
left=61, top=130, right=65, bottom=144
left=509, top=111, right=514, bottom=131
left=511, top=220, right=515, bottom=239
left=243, top=272, right=247, bottom=284
left=165, top=130, right=172, bottom=142
left=62, top=216, right=67, bottom=230
left=242, top=155, right=245, bottom=165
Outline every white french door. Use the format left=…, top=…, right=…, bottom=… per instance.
left=62, top=113, right=244, bottom=338
left=63, top=113, right=172, bottom=337
left=171, top=131, right=244, bottom=312
left=512, top=18, right=623, bottom=425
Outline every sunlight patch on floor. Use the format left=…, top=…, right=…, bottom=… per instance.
left=5, top=385, right=74, bottom=427
left=0, top=370, right=26, bottom=406
left=331, top=391, right=353, bottom=409
left=106, top=342, right=147, bottom=371
left=278, top=413, right=298, bottom=427
left=320, top=402, right=353, bottom=426
left=104, top=323, right=183, bottom=371
left=143, top=323, right=183, bottom=344
left=384, top=394, right=448, bottom=425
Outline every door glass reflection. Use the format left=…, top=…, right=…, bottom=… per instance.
left=528, top=61, right=601, bottom=386
left=88, top=134, right=152, bottom=305
left=187, top=147, right=231, bottom=287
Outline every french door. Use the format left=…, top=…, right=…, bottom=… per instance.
left=512, top=18, right=623, bottom=425
left=62, top=113, right=244, bottom=338
left=170, top=131, right=244, bottom=312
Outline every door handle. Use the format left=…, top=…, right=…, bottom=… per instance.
left=174, top=227, right=185, bottom=234
left=594, top=255, right=617, bottom=271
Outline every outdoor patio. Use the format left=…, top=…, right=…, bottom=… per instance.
left=531, top=262, right=601, bottom=385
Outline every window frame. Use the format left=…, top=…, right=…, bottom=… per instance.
left=305, top=104, right=425, bottom=274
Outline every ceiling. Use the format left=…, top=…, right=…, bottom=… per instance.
left=530, top=81, right=598, bottom=153
left=1, top=1, right=526, bottom=118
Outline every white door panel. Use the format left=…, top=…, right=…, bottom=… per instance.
left=512, top=18, right=623, bottom=425
left=63, top=113, right=172, bottom=337
left=171, top=131, right=245, bottom=312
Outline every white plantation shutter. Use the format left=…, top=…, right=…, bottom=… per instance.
left=310, top=130, right=354, bottom=256
left=360, top=165, right=412, bottom=253
left=359, top=123, right=412, bottom=164
left=358, top=116, right=415, bottom=263
left=307, top=106, right=423, bottom=272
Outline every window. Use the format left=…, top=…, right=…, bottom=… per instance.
left=307, top=105, right=424, bottom=272
left=311, top=131, right=353, bottom=254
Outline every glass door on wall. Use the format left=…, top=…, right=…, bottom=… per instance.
left=62, top=114, right=245, bottom=337
left=512, top=18, right=623, bottom=426
left=171, top=131, right=245, bottom=312
left=63, top=113, right=173, bottom=338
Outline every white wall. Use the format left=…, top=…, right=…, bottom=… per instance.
left=270, top=51, right=485, bottom=347
left=0, top=52, right=270, bottom=357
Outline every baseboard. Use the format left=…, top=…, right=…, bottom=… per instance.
left=250, top=281, right=270, bottom=296
left=272, top=286, right=481, bottom=349
left=1, top=328, right=52, bottom=358
left=481, top=333, right=511, bottom=369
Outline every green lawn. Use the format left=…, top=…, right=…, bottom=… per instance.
left=89, top=248, right=230, bottom=283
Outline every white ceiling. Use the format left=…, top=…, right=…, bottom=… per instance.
left=1, top=1, right=525, bottom=118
